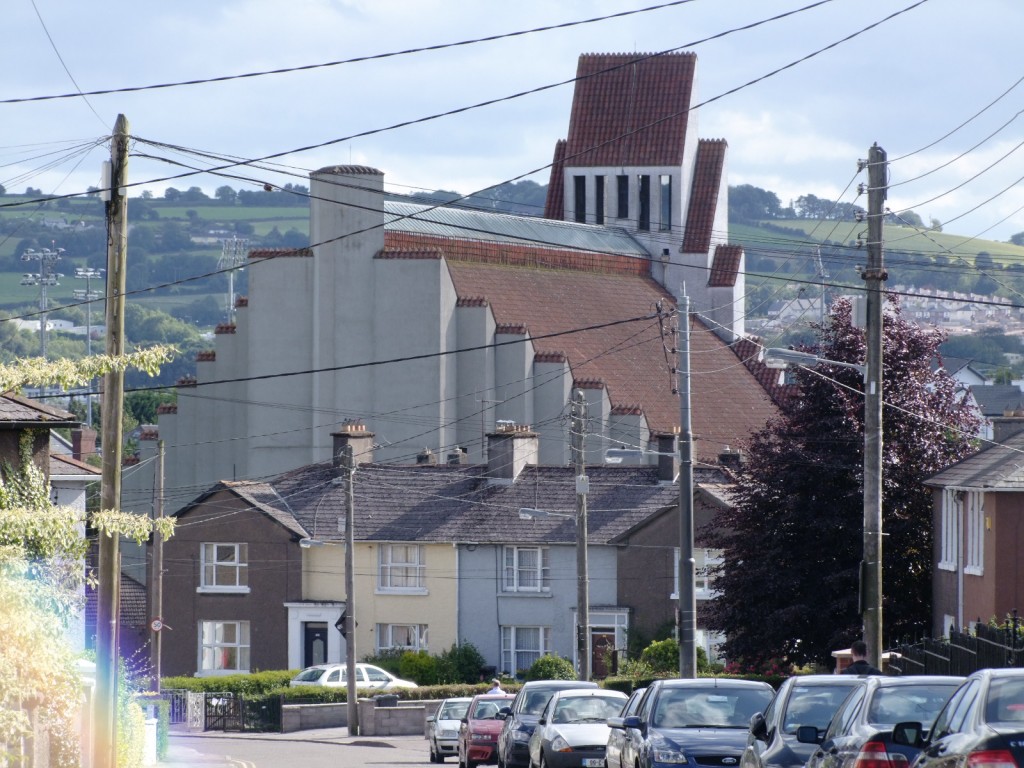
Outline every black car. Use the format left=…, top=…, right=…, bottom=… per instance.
left=801, top=675, right=963, bottom=768
left=741, top=674, right=867, bottom=768
left=893, top=668, right=1024, bottom=768
left=496, top=679, right=598, bottom=768
left=608, top=677, right=775, bottom=768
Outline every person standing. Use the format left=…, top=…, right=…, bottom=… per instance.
left=842, top=640, right=883, bottom=675
left=487, top=678, right=505, bottom=693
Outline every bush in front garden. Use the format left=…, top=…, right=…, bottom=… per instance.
left=399, top=650, right=439, bottom=685
left=525, top=654, right=576, bottom=681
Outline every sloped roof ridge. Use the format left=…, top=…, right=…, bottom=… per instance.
left=926, top=430, right=1024, bottom=488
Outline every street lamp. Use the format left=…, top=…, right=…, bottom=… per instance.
left=518, top=503, right=589, bottom=680
left=761, top=345, right=881, bottom=663
left=20, top=246, right=64, bottom=359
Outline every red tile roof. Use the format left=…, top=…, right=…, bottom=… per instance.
left=544, top=139, right=567, bottom=219
left=196, top=350, right=216, bottom=362
left=709, top=245, right=743, bottom=288
left=249, top=247, right=312, bottom=259
left=563, top=53, right=697, bottom=167
left=377, top=232, right=777, bottom=461
left=682, top=139, right=727, bottom=253
left=730, top=336, right=796, bottom=409
left=214, top=323, right=236, bottom=335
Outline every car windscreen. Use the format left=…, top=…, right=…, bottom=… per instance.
left=293, top=668, right=326, bottom=682
left=472, top=700, right=506, bottom=719
left=865, top=683, right=960, bottom=726
left=782, top=685, right=857, bottom=733
left=550, top=695, right=625, bottom=724
left=522, top=689, right=557, bottom=715
left=440, top=701, right=470, bottom=720
left=653, top=687, right=773, bottom=728
left=985, top=677, right=1024, bottom=725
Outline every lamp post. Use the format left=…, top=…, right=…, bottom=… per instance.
left=518, top=506, right=588, bottom=679
left=20, top=246, right=64, bottom=359
left=299, top=445, right=358, bottom=734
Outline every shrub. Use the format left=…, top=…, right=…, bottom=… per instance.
left=399, top=650, right=438, bottom=685
left=640, top=638, right=679, bottom=673
left=361, top=649, right=404, bottom=677
left=436, top=642, right=487, bottom=684
left=160, top=670, right=296, bottom=695
left=525, top=655, right=576, bottom=681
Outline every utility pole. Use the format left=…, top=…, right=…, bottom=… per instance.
left=343, top=444, right=359, bottom=736
left=571, top=389, right=590, bottom=681
left=677, top=294, right=697, bottom=678
left=149, top=440, right=165, bottom=693
left=861, top=143, right=887, bottom=669
left=96, top=114, right=130, bottom=768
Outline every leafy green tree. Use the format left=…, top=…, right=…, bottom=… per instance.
left=708, top=298, right=980, bottom=669
left=729, top=184, right=782, bottom=221
left=163, top=187, right=181, bottom=202
left=215, top=185, right=237, bottom=204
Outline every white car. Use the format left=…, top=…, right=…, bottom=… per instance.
left=426, top=696, right=472, bottom=763
left=289, top=662, right=418, bottom=690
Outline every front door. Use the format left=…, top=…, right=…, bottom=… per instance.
left=303, top=622, right=328, bottom=668
left=591, top=631, right=616, bottom=678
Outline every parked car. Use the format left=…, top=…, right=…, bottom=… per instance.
left=428, top=696, right=473, bottom=763
left=605, top=687, right=646, bottom=768
left=800, top=675, right=963, bottom=768
left=459, top=693, right=516, bottom=768
left=527, top=688, right=628, bottom=768
left=892, top=668, right=1024, bottom=768
left=288, top=662, right=418, bottom=690
left=496, top=679, right=599, bottom=768
left=608, top=677, right=774, bottom=768
left=742, top=674, right=867, bottom=768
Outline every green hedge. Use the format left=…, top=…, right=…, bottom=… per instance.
left=135, top=694, right=170, bottom=760
left=160, top=670, right=297, bottom=695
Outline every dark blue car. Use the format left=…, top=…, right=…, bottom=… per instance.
left=608, top=678, right=775, bottom=768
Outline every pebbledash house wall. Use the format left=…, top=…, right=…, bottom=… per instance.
left=159, top=488, right=303, bottom=677
left=456, top=543, right=619, bottom=676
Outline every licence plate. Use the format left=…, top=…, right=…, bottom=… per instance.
left=583, top=760, right=603, bottom=767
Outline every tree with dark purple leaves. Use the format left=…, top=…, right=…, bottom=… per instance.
left=707, top=297, right=980, bottom=670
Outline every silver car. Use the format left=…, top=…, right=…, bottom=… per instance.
left=527, top=688, right=628, bottom=768
left=427, top=696, right=472, bottom=763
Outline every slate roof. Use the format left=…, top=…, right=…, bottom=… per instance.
left=0, top=392, right=78, bottom=427
left=926, top=431, right=1024, bottom=490
left=50, top=452, right=100, bottom=478
left=968, top=384, right=1024, bottom=417
left=562, top=53, right=696, bottom=167
left=175, top=480, right=308, bottom=539
left=272, top=462, right=683, bottom=545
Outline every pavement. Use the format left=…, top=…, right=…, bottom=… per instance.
left=163, top=726, right=424, bottom=766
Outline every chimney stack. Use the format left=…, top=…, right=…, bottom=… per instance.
left=416, top=448, right=438, bottom=465
left=71, top=427, right=97, bottom=463
left=992, top=410, right=1024, bottom=444
left=656, top=432, right=679, bottom=483
left=447, top=447, right=468, bottom=465
left=487, top=424, right=538, bottom=484
left=330, top=421, right=375, bottom=467
left=719, top=446, right=743, bottom=471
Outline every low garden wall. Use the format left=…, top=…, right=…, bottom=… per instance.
left=281, top=698, right=440, bottom=735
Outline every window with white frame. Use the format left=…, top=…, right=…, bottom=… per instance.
left=198, top=620, right=250, bottom=674
left=376, top=623, right=428, bottom=653
left=200, top=543, right=248, bottom=592
left=378, top=544, right=426, bottom=592
left=939, top=489, right=958, bottom=571
left=500, top=626, right=551, bottom=675
left=671, top=548, right=724, bottom=599
left=503, top=546, right=550, bottom=592
left=964, top=490, right=984, bottom=575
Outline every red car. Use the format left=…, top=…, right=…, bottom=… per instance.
left=458, top=693, right=515, bottom=768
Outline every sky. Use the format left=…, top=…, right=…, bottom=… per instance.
left=4, top=0, right=1024, bottom=242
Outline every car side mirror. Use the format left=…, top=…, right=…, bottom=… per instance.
left=750, top=712, right=768, bottom=741
left=892, top=721, right=924, bottom=748
left=538, top=717, right=547, bottom=725
left=622, top=715, right=644, bottom=732
left=427, top=715, right=436, bottom=723
left=607, top=716, right=625, bottom=730
left=496, top=707, right=511, bottom=720
left=796, top=725, right=822, bottom=744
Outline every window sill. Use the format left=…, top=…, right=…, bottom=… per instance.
left=375, top=588, right=428, bottom=596
left=499, top=591, right=553, bottom=598
left=197, top=586, right=251, bottom=595
left=937, top=561, right=956, bottom=572
left=195, top=669, right=250, bottom=677
left=964, top=566, right=984, bottom=576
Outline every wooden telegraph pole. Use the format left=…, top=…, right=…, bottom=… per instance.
left=95, top=113, right=129, bottom=768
